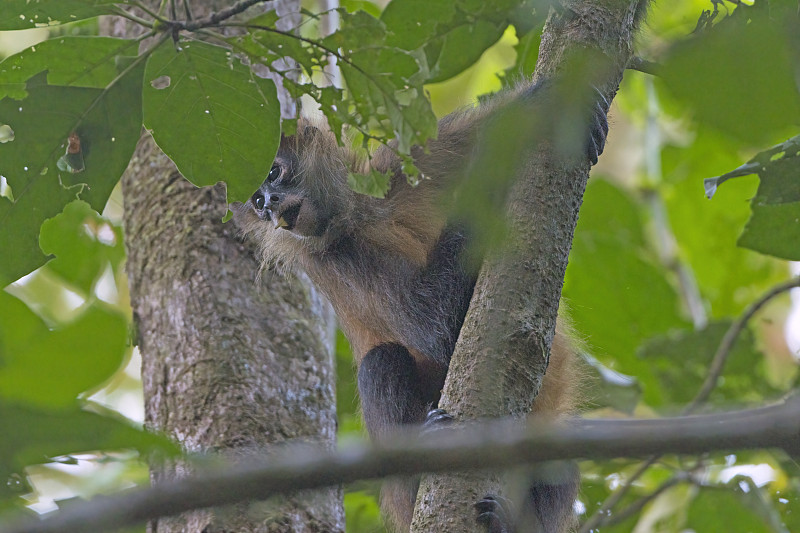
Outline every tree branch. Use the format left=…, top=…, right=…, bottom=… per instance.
left=2, top=395, right=800, bottom=533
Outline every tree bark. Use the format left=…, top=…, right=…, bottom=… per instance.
left=111, top=1, right=344, bottom=531
left=411, top=1, right=646, bottom=531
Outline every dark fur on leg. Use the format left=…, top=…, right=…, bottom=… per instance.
left=358, top=343, right=431, bottom=530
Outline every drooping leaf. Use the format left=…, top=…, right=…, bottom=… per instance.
left=0, top=63, right=143, bottom=286
left=39, top=200, right=124, bottom=295
left=142, top=40, right=281, bottom=202
left=738, top=156, right=800, bottom=260
left=0, top=0, right=118, bottom=30
left=0, top=291, right=127, bottom=407
left=0, top=402, right=175, bottom=499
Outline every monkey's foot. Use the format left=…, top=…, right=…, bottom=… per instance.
left=475, top=494, right=516, bottom=533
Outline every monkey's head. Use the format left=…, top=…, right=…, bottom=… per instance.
left=233, top=123, right=360, bottom=263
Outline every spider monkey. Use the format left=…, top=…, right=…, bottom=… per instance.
left=233, top=78, right=609, bottom=531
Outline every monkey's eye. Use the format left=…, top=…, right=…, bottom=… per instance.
left=252, top=191, right=266, bottom=211
left=266, top=164, right=281, bottom=183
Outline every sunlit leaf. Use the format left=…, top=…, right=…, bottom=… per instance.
left=39, top=200, right=124, bottom=295
left=0, top=291, right=127, bottom=407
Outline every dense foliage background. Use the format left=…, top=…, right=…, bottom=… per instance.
left=1, top=0, right=799, bottom=531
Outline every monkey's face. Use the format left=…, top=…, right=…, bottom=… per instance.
left=249, top=156, right=329, bottom=238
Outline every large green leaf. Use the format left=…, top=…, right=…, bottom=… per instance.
left=39, top=200, right=125, bottom=295
left=0, top=36, right=139, bottom=100
left=0, top=63, right=143, bottom=285
left=0, top=0, right=118, bottom=30
left=142, top=40, right=281, bottom=202
left=563, top=179, right=690, bottom=407
left=660, top=12, right=800, bottom=145
left=661, top=128, right=787, bottom=317
left=0, top=291, right=127, bottom=407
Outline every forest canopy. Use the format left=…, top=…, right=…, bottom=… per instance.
left=0, top=0, right=799, bottom=532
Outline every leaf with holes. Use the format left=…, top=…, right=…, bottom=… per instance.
left=0, top=0, right=118, bottom=30
left=0, top=63, right=143, bottom=286
left=142, top=40, right=281, bottom=202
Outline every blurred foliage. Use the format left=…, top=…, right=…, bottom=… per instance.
left=0, top=0, right=799, bottom=531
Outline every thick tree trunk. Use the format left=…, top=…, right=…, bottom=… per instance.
left=112, top=1, right=344, bottom=531
left=411, top=1, right=645, bottom=531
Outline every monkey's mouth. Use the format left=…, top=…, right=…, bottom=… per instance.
left=270, top=201, right=302, bottom=231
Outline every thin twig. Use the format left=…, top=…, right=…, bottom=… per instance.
left=600, top=474, right=687, bottom=527
left=686, top=276, right=800, bottom=412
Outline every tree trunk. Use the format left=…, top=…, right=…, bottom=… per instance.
left=411, top=1, right=645, bottom=531
left=111, top=1, right=344, bottom=531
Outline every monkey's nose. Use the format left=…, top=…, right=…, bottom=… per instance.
left=267, top=193, right=283, bottom=209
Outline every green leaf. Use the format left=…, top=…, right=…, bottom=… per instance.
left=142, top=40, right=281, bottom=202
left=0, top=0, right=118, bottom=30
left=0, top=63, right=143, bottom=286
left=639, top=322, right=780, bottom=408
left=39, top=200, right=124, bottom=294
left=0, top=291, right=127, bottom=407
left=738, top=157, right=800, bottom=260
left=0, top=36, right=139, bottom=100
left=347, top=170, right=391, bottom=198
left=662, top=129, right=786, bottom=318
left=0, top=403, right=175, bottom=495
left=686, top=486, right=774, bottom=533
left=660, top=14, right=800, bottom=145
left=563, top=179, right=690, bottom=407
left=381, top=0, right=543, bottom=83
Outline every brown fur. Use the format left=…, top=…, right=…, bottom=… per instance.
left=233, top=80, right=589, bottom=531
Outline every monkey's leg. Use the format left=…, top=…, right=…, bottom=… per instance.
left=358, top=343, right=429, bottom=530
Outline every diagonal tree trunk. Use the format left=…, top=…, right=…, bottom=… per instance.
left=411, top=1, right=647, bottom=531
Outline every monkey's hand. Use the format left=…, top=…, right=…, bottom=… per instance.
left=586, top=87, right=610, bottom=166
left=476, top=494, right=517, bottom=533
left=420, top=408, right=455, bottom=435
